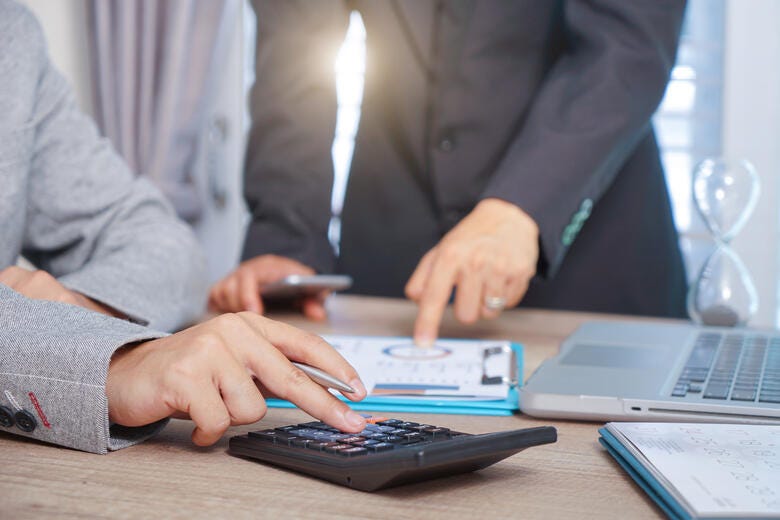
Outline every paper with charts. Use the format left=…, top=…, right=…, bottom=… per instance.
left=607, top=422, right=780, bottom=517
left=323, top=335, right=516, bottom=401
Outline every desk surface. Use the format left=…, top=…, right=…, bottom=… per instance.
left=0, top=296, right=671, bottom=519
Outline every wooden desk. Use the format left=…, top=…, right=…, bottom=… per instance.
left=0, top=296, right=668, bottom=519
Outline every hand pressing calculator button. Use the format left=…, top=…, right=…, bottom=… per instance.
left=229, top=415, right=557, bottom=491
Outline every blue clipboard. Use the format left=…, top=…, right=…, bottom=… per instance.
left=267, top=342, right=522, bottom=416
left=598, top=427, right=691, bottom=520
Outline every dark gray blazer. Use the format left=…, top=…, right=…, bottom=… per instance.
left=244, top=0, right=688, bottom=317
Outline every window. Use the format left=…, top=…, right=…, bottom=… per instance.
left=654, top=0, right=727, bottom=282
left=330, top=12, right=366, bottom=253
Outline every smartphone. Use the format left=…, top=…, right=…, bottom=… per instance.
left=260, top=274, right=353, bottom=301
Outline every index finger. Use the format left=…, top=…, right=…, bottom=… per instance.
left=412, top=254, right=459, bottom=347
left=237, top=313, right=366, bottom=401
left=243, top=334, right=366, bottom=433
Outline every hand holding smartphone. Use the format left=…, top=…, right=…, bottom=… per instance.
left=260, top=274, right=352, bottom=301
left=208, top=255, right=350, bottom=319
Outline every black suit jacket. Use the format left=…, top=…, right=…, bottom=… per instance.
left=243, top=0, right=689, bottom=317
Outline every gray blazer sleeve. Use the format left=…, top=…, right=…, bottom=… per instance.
left=0, top=1, right=207, bottom=453
left=0, top=285, right=170, bottom=454
left=16, top=4, right=208, bottom=331
left=481, top=0, right=685, bottom=277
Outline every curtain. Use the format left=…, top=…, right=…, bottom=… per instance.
left=87, top=0, right=237, bottom=221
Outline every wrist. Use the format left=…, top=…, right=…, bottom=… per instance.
left=106, top=339, right=155, bottom=424
left=477, top=198, right=539, bottom=236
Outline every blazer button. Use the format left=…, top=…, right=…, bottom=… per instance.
left=14, top=410, right=37, bottom=432
left=580, top=198, right=593, bottom=215
left=562, top=225, right=577, bottom=246
left=438, top=137, right=455, bottom=152
left=0, top=406, right=14, bottom=428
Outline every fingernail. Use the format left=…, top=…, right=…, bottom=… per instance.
left=344, top=409, right=365, bottom=429
left=349, top=378, right=367, bottom=397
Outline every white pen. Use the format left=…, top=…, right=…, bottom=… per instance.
left=291, top=362, right=356, bottom=394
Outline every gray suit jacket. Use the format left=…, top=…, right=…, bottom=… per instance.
left=243, top=0, right=688, bottom=317
left=0, top=1, right=207, bottom=453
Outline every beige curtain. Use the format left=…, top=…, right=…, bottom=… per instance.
left=87, top=0, right=237, bottom=221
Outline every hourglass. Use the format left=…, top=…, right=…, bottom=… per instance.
left=687, top=158, right=760, bottom=327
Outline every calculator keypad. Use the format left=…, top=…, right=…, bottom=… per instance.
left=247, top=416, right=468, bottom=457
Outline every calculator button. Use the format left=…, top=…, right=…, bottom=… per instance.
left=248, top=430, right=300, bottom=445
left=377, top=419, right=403, bottom=426
left=339, top=447, right=368, bottom=457
left=367, top=442, right=394, bottom=452
left=324, top=444, right=353, bottom=454
left=422, top=427, right=450, bottom=435
left=288, top=428, right=320, bottom=438
left=396, top=422, right=419, bottom=428
left=305, top=441, right=331, bottom=451
left=274, top=425, right=297, bottom=432
left=291, top=438, right=312, bottom=447
left=316, top=442, right=341, bottom=451
left=301, top=421, right=336, bottom=430
left=247, top=430, right=280, bottom=443
left=299, top=421, right=325, bottom=429
left=363, top=423, right=394, bottom=433
left=385, top=436, right=406, bottom=444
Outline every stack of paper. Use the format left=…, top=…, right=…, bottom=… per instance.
left=268, top=335, right=522, bottom=415
left=599, top=422, right=780, bottom=519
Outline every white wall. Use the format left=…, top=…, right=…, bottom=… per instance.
left=722, top=0, right=780, bottom=328
left=21, top=0, right=94, bottom=117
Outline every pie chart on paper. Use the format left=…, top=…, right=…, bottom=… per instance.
left=382, top=343, right=452, bottom=360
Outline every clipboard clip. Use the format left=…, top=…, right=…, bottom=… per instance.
left=481, top=345, right=518, bottom=387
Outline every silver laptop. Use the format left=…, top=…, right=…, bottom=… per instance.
left=520, top=321, right=780, bottom=423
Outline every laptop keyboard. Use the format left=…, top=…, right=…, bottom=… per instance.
left=672, top=332, right=780, bottom=403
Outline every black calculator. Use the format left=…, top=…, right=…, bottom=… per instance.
left=229, top=415, right=557, bottom=491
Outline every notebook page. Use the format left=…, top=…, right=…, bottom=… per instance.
left=607, top=423, right=780, bottom=518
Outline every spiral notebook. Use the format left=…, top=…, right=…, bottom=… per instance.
left=599, top=422, right=780, bottom=519
left=268, top=335, right=522, bottom=416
